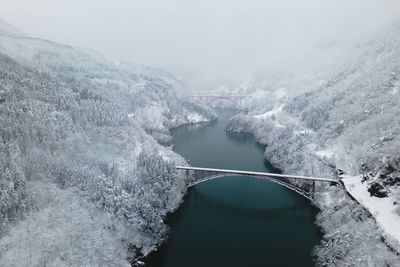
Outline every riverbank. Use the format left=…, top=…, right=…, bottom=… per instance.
left=225, top=111, right=400, bottom=265
left=143, top=109, right=321, bottom=267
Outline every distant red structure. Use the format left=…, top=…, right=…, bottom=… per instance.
left=187, top=95, right=251, bottom=108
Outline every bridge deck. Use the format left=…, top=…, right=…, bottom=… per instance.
left=176, top=166, right=338, bottom=184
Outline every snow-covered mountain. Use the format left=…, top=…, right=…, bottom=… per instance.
left=0, top=18, right=27, bottom=37
left=225, top=23, right=400, bottom=265
left=0, top=19, right=215, bottom=266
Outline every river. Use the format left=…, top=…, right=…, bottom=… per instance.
left=145, top=109, right=321, bottom=267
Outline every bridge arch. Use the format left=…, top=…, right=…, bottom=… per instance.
left=206, top=96, right=241, bottom=108
left=189, top=173, right=315, bottom=200
left=177, top=166, right=342, bottom=202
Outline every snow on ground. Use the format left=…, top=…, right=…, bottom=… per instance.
left=314, top=146, right=336, bottom=159
left=342, top=175, right=400, bottom=250
left=186, top=113, right=209, bottom=123
left=0, top=182, right=130, bottom=267
left=251, top=106, right=286, bottom=129
left=273, top=88, right=287, bottom=98
left=135, top=106, right=166, bottom=130
left=392, top=80, right=400, bottom=95
left=252, top=106, right=283, bottom=119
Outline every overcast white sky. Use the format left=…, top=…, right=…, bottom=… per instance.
left=1, top=0, right=400, bottom=88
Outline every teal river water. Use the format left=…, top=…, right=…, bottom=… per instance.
left=145, top=109, right=321, bottom=267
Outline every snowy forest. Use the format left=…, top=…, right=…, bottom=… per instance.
left=224, top=23, right=400, bottom=266
left=0, top=18, right=215, bottom=265
left=1, top=2, right=400, bottom=266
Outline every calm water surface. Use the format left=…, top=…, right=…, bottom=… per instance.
left=145, top=109, right=321, bottom=267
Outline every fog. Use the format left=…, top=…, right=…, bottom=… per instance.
left=1, top=0, right=400, bottom=89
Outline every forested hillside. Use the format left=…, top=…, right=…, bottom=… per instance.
left=225, top=24, right=400, bottom=265
left=0, top=20, right=215, bottom=266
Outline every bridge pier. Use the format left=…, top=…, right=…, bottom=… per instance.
left=312, top=181, right=315, bottom=199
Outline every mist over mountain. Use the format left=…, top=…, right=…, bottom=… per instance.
left=1, top=1, right=400, bottom=266
left=2, top=0, right=400, bottom=88
left=0, top=18, right=27, bottom=37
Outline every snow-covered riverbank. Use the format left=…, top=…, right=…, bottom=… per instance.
left=343, top=175, right=400, bottom=249
left=224, top=23, right=400, bottom=265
